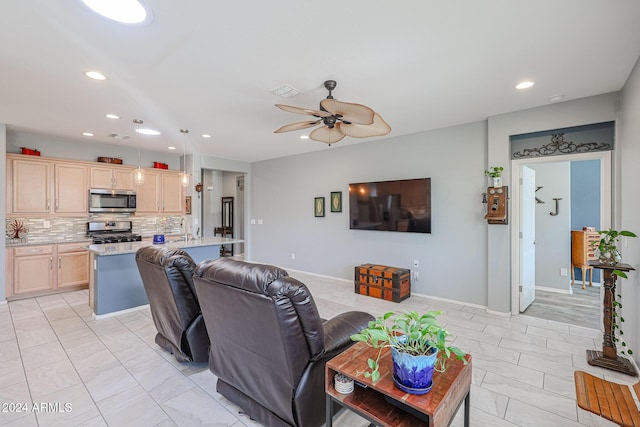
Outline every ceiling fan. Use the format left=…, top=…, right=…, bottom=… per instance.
left=274, top=80, right=391, bottom=145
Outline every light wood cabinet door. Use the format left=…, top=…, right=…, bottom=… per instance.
left=55, top=163, right=87, bottom=213
left=135, top=170, right=161, bottom=213
left=161, top=172, right=184, bottom=213
left=113, top=168, right=134, bottom=190
left=12, top=159, right=51, bottom=213
left=57, top=244, right=89, bottom=288
left=90, top=166, right=134, bottom=190
left=13, top=245, right=55, bottom=294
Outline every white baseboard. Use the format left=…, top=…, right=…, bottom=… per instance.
left=92, top=304, right=149, bottom=320
left=536, top=286, right=571, bottom=295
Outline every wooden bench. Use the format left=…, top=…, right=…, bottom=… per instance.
left=574, top=370, right=640, bottom=426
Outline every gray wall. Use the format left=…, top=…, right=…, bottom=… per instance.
left=7, top=130, right=182, bottom=169
left=618, top=56, right=640, bottom=369
left=529, top=162, right=571, bottom=291
left=251, top=121, right=488, bottom=306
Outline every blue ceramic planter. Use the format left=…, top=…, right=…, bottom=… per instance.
left=391, top=345, right=437, bottom=395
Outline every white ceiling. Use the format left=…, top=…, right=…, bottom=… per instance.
left=1, top=1, right=639, bottom=162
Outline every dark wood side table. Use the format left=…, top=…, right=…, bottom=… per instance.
left=587, top=262, right=637, bottom=376
left=326, top=341, right=472, bottom=427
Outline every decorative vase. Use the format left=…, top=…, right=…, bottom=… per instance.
left=391, top=346, right=438, bottom=395
left=492, top=177, right=503, bottom=188
left=595, top=248, right=621, bottom=266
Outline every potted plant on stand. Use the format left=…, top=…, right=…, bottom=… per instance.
left=591, top=229, right=637, bottom=359
left=350, top=311, right=467, bottom=395
left=485, top=166, right=504, bottom=188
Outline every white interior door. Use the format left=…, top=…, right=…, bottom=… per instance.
left=520, top=165, right=536, bottom=311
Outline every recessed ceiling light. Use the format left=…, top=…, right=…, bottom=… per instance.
left=515, top=81, right=535, bottom=90
left=85, top=71, right=106, bottom=80
left=105, top=114, right=120, bottom=119
left=300, top=135, right=309, bottom=140
left=82, top=0, right=149, bottom=24
left=136, top=128, right=161, bottom=136
left=82, top=132, right=94, bottom=137
left=168, top=146, right=176, bottom=150
left=201, top=134, right=212, bottom=138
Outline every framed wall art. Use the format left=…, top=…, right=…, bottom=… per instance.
left=330, top=191, right=342, bottom=212
left=185, top=196, right=192, bottom=214
left=314, top=197, right=325, bottom=217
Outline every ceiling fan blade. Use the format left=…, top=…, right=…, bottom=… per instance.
left=309, top=125, right=346, bottom=144
left=275, top=104, right=332, bottom=118
left=340, top=113, right=391, bottom=138
left=320, top=99, right=375, bottom=125
left=274, top=120, right=321, bottom=133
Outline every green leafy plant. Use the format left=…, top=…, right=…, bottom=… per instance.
left=350, top=311, right=467, bottom=382
left=484, top=166, right=503, bottom=178
left=592, top=229, right=637, bottom=270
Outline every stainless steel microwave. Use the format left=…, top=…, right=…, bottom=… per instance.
left=89, top=189, right=136, bottom=213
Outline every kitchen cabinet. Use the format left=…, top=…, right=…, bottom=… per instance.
left=57, top=243, right=90, bottom=289
left=8, top=243, right=90, bottom=299
left=54, top=163, right=87, bottom=213
left=13, top=245, right=55, bottom=295
left=7, top=155, right=87, bottom=215
left=9, top=158, right=51, bottom=214
left=90, top=165, right=134, bottom=190
left=136, top=169, right=184, bottom=214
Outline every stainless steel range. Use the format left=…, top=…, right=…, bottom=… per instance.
left=87, top=221, right=142, bottom=244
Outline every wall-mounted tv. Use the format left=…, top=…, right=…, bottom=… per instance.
left=348, top=178, right=431, bottom=233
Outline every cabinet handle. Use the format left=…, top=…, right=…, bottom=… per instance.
left=47, top=200, right=50, bottom=210
left=55, top=200, right=59, bottom=210
left=58, top=257, right=62, bottom=269
left=50, top=257, right=53, bottom=270
left=29, top=249, right=43, bottom=252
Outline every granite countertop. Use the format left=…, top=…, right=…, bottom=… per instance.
left=6, top=237, right=93, bottom=248
left=87, top=236, right=244, bottom=256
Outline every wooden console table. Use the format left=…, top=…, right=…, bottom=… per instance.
left=587, top=262, right=637, bottom=376
left=326, top=341, right=472, bottom=426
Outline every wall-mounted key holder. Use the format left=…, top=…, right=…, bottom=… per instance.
left=484, top=186, right=508, bottom=224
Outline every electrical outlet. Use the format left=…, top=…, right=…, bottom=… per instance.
left=257, top=219, right=263, bottom=225
left=43, top=220, right=51, bottom=229
left=413, top=271, right=419, bottom=281
left=291, top=253, right=295, bottom=260
left=560, top=268, right=568, bottom=277
left=413, top=259, right=419, bottom=268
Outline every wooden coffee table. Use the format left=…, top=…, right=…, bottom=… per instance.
left=326, top=341, right=472, bottom=426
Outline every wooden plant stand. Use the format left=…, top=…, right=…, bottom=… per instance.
left=326, top=341, right=472, bottom=426
left=587, top=262, right=637, bottom=376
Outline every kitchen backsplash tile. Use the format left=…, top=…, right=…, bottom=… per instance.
left=5, top=214, right=185, bottom=245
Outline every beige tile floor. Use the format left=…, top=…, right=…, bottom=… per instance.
left=0, top=269, right=636, bottom=427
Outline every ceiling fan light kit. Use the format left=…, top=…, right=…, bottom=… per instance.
left=274, top=80, right=390, bottom=146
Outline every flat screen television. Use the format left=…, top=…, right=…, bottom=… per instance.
left=348, top=178, right=431, bottom=233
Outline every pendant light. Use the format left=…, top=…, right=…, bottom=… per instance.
left=133, top=119, right=145, bottom=184
left=179, top=129, right=190, bottom=187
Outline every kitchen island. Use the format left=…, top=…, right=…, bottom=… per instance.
left=88, top=236, right=243, bottom=317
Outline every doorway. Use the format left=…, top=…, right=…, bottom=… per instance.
left=511, top=151, right=611, bottom=326
left=201, top=169, right=247, bottom=256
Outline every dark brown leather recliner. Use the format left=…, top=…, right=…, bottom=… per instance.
left=193, top=258, right=374, bottom=427
left=135, top=246, right=209, bottom=363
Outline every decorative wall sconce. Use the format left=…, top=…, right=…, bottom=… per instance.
left=195, top=182, right=203, bottom=199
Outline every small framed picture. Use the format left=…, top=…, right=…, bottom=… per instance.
left=185, top=196, right=192, bottom=214
left=314, top=197, right=325, bottom=217
left=330, top=191, right=342, bottom=212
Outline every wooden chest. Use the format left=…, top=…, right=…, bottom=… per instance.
left=354, top=264, right=411, bottom=303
